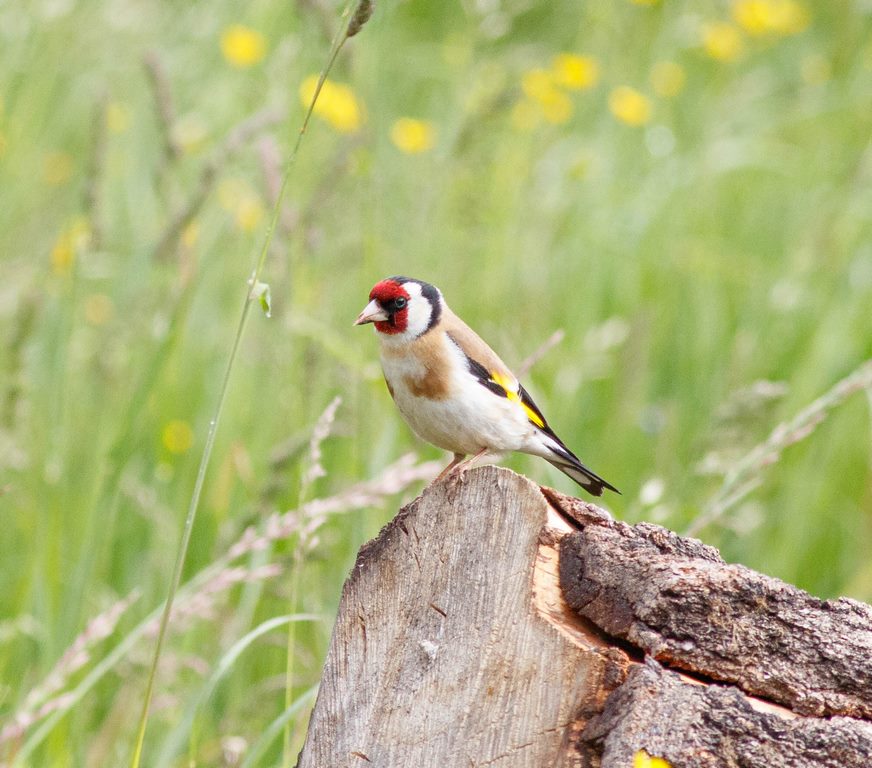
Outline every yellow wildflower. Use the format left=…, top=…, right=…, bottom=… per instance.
left=702, top=22, right=744, bottom=61
left=84, top=293, right=114, bottom=326
left=634, top=751, right=672, bottom=768
left=299, top=75, right=362, bottom=134
left=540, top=90, right=573, bottom=124
left=43, top=151, right=74, bottom=186
left=221, top=24, right=266, bottom=68
left=650, top=61, right=686, bottom=98
left=521, top=68, right=559, bottom=103
left=162, top=420, right=194, bottom=454
left=733, top=0, right=808, bottom=36
left=172, top=114, right=209, bottom=154
left=51, top=239, right=75, bottom=275
left=182, top=220, right=200, bottom=248
left=608, top=86, right=652, bottom=126
left=217, top=178, right=264, bottom=232
left=521, top=67, right=574, bottom=124
left=551, top=53, right=600, bottom=91
left=50, top=217, right=90, bottom=275
left=235, top=197, right=264, bottom=231
left=390, top=118, right=436, bottom=154
left=510, top=99, right=541, bottom=132
left=106, top=102, right=130, bottom=134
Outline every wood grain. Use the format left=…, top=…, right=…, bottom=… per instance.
left=296, top=467, right=626, bottom=768
left=298, top=467, right=872, bottom=767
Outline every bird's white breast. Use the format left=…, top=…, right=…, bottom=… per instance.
left=378, top=332, right=537, bottom=456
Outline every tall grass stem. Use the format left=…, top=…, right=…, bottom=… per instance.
left=129, top=3, right=367, bottom=764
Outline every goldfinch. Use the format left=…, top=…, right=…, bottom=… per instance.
left=355, top=276, right=619, bottom=496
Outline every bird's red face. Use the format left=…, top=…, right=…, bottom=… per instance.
left=355, top=276, right=442, bottom=340
left=355, top=278, right=411, bottom=335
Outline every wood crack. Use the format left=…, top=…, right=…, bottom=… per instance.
left=298, top=467, right=872, bottom=768
left=549, top=484, right=872, bottom=723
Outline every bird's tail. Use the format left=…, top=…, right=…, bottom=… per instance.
left=546, top=455, right=620, bottom=496
left=526, top=424, right=620, bottom=496
left=538, top=435, right=620, bottom=496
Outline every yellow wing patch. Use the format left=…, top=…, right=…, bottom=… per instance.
left=491, top=371, right=545, bottom=428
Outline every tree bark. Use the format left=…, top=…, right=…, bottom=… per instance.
left=552, top=489, right=872, bottom=720
left=584, top=659, right=872, bottom=768
left=297, top=466, right=872, bottom=767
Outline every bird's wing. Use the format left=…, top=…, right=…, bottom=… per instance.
left=506, top=378, right=621, bottom=495
left=440, top=308, right=513, bottom=378
left=443, top=309, right=620, bottom=495
left=442, top=308, right=550, bottom=430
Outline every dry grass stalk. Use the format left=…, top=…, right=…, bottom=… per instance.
left=150, top=106, right=284, bottom=262
left=145, top=565, right=284, bottom=639
left=301, top=396, right=342, bottom=496
left=83, top=90, right=108, bottom=251
left=2, top=455, right=439, bottom=760
left=346, top=0, right=374, bottom=38
left=687, top=358, right=872, bottom=536
left=143, top=51, right=181, bottom=165
left=1, top=591, right=140, bottom=748
left=516, top=329, right=565, bottom=379
left=227, top=453, right=441, bottom=563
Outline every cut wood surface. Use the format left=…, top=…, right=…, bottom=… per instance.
left=297, top=466, right=872, bottom=767
left=296, top=467, right=626, bottom=768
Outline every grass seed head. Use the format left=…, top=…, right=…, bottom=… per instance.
left=347, top=0, right=374, bottom=38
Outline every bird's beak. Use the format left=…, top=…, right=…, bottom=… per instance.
left=354, top=299, right=389, bottom=326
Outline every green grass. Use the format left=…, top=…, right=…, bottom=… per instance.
left=2, top=0, right=871, bottom=764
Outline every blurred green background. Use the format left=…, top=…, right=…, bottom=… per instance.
left=2, top=0, right=871, bottom=764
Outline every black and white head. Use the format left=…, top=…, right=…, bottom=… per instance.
left=354, top=276, right=444, bottom=342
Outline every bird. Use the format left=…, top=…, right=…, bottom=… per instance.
left=354, top=276, right=619, bottom=496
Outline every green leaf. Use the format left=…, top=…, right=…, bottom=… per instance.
left=250, top=280, right=272, bottom=318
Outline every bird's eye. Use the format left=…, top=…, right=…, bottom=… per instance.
left=394, top=297, right=407, bottom=309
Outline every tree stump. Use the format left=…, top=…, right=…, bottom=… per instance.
left=296, top=466, right=872, bottom=767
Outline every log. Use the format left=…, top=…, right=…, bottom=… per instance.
left=297, top=466, right=872, bottom=767
left=584, top=659, right=872, bottom=768
left=552, top=490, right=872, bottom=719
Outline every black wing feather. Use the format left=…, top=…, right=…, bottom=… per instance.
left=447, top=333, right=620, bottom=495
left=464, top=355, right=509, bottom=399
left=518, top=386, right=621, bottom=495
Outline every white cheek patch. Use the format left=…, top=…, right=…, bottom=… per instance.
left=376, top=280, right=442, bottom=344
left=402, top=282, right=432, bottom=338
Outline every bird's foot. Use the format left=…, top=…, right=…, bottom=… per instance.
left=433, top=453, right=466, bottom=484
left=446, top=464, right=469, bottom=488
left=445, top=447, right=490, bottom=486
